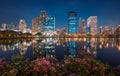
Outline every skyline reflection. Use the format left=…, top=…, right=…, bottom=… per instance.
left=0, top=38, right=120, bottom=54
left=0, top=38, right=120, bottom=66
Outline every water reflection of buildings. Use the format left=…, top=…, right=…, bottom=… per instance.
left=18, top=41, right=28, bottom=55
left=68, top=38, right=97, bottom=57
left=1, top=45, right=15, bottom=52
left=32, top=38, right=56, bottom=58
left=116, top=38, right=120, bottom=51
left=60, top=38, right=97, bottom=57
left=1, top=44, right=16, bottom=52
left=89, top=38, right=97, bottom=56
left=99, top=38, right=115, bottom=49
left=0, top=38, right=120, bottom=59
left=99, top=38, right=120, bottom=51
left=67, top=41, right=77, bottom=57
left=0, top=40, right=31, bottom=55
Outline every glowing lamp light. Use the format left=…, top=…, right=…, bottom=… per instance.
left=22, top=42, right=27, bottom=46
left=106, top=43, right=109, bottom=48
left=99, top=44, right=102, bottom=49
left=83, top=38, right=86, bottom=42
left=118, top=45, right=120, bottom=51
left=102, top=42, right=104, bottom=45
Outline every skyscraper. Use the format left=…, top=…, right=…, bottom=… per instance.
left=78, top=17, right=86, bottom=34
left=44, top=17, right=55, bottom=32
left=32, top=10, right=47, bottom=34
left=39, top=10, right=48, bottom=32
left=87, top=16, right=97, bottom=35
left=19, top=19, right=27, bottom=33
left=68, top=11, right=77, bottom=34
left=32, top=17, right=40, bottom=34
left=32, top=10, right=56, bottom=36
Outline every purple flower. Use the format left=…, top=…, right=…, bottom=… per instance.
left=42, top=60, right=51, bottom=66
left=9, top=68, right=18, bottom=74
left=44, top=74, right=48, bottom=76
left=93, top=66, right=98, bottom=71
left=50, top=67, right=56, bottom=72
left=33, top=66, right=39, bottom=72
left=64, top=59, right=70, bottom=64
left=0, top=65, right=3, bottom=71
left=37, top=61, right=42, bottom=66
left=69, top=73, right=75, bottom=76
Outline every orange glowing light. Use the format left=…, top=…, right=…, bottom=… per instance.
left=83, top=38, right=86, bottom=42
left=99, top=44, right=102, bottom=49
left=74, top=38, right=78, bottom=41
left=118, top=45, right=120, bottom=51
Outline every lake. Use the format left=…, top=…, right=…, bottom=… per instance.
left=0, top=38, right=120, bottom=67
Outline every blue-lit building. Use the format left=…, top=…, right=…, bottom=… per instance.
left=86, top=26, right=90, bottom=34
left=32, top=10, right=55, bottom=35
left=67, top=41, right=77, bottom=57
left=68, top=11, right=77, bottom=34
left=44, top=17, right=55, bottom=32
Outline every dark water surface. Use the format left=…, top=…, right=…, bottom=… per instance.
left=0, top=38, right=120, bottom=67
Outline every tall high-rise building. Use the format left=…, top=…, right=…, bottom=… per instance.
left=44, top=17, right=55, bottom=32
left=32, top=17, right=40, bottom=34
left=19, top=19, right=27, bottom=33
left=32, top=10, right=55, bottom=36
left=86, top=26, right=90, bottom=34
left=99, top=26, right=104, bottom=34
left=87, top=16, right=97, bottom=35
left=39, top=10, right=48, bottom=32
left=78, top=17, right=86, bottom=34
left=32, top=10, right=48, bottom=34
left=68, top=11, right=77, bottom=34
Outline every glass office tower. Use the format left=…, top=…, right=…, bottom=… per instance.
left=68, top=11, right=77, bottom=34
left=44, top=17, right=55, bottom=31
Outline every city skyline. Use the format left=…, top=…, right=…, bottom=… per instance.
left=0, top=0, right=120, bottom=28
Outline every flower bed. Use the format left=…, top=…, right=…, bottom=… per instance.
left=0, top=54, right=115, bottom=76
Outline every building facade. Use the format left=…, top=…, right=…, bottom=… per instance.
left=44, top=17, right=55, bottom=32
left=68, top=11, right=77, bottom=34
left=86, top=26, right=90, bottom=34
left=0, top=24, right=16, bottom=31
left=99, top=26, right=104, bottom=34
left=87, top=16, right=97, bottom=35
left=32, top=17, right=40, bottom=34
left=32, top=10, right=47, bottom=34
left=19, top=19, right=27, bottom=33
left=32, top=10, right=55, bottom=35
left=78, top=17, right=86, bottom=34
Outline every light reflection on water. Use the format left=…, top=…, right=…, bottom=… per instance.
left=0, top=38, right=120, bottom=66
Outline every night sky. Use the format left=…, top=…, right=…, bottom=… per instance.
left=0, top=0, right=120, bottom=28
